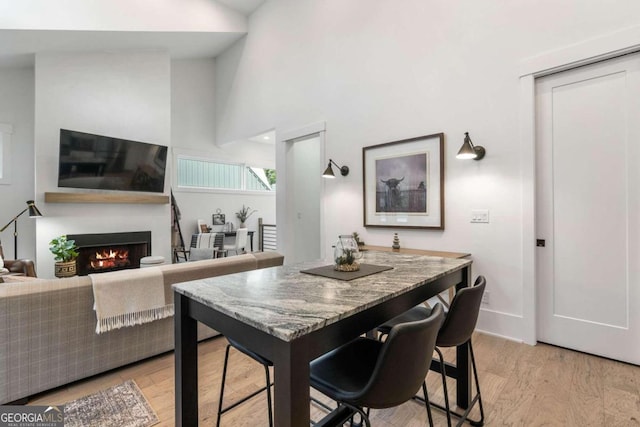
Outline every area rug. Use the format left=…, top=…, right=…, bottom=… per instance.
left=64, top=380, right=159, bottom=427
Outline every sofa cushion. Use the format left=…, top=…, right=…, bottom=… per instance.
left=188, top=247, right=215, bottom=261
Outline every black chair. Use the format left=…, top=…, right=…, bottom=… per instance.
left=310, top=304, right=445, bottom=427
left=216, top=338, right=273, bottom=427
left=377, top=276, right=487, bottom=427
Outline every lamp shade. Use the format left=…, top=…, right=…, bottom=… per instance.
left=322, top=162, right=336, bottom=178
left=27, top=200, right=43, bottom=218
left=322, top=159, right=349, bottom=178
left=456, top=132, right=485, bottom=160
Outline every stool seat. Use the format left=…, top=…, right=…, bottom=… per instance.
left=227, top=338, right=273, bottom=366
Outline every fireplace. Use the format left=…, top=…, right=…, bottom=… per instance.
left=67, top=231, right=151, bottom=276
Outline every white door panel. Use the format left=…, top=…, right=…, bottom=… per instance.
left=289, top=134, right=322, bottom=264
left=536, top=54, right=640, bottom=363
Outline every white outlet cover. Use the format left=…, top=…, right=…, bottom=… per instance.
left=471, top=209, right=490, bottom=223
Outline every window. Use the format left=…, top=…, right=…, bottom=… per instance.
left=176, top=156, right=275, bottom=192
left=0, top=123, right=12, bottom=185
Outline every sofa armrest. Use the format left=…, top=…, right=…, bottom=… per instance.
left=252, top=251, right=285, bottom=269
left=3, top=259, right=37, bottom=277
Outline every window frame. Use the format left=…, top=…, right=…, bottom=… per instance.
left=174, top=152, right=275, bottom=195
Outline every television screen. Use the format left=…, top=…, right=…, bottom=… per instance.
left=58, top=129, right=167, bottom=193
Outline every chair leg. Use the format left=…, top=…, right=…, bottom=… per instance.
left=422, top=382, right=434, bottom=427
left=435, top=347, right=453, bottom=427
left=216, top=344, right=232, bottom=427
left=424, top=342, right=484, bottom=427
left=340, top=403, right=371, bottom=427
left=217, top=344, right=274, bottom=427
left=264, top=364, right=274, bottom=427
left=467, top=340, right=485, bottom=427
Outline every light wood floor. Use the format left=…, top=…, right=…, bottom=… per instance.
left=29, top=332, right=640, bottom=426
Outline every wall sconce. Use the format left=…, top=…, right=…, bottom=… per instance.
left=0, top=200, right=43, bottom=259
left=456, top=132, right=486, bottom=160
left=322, top=159, right=349, bottom=178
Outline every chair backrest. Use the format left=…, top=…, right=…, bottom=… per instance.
left=189, top=234, right=198, bottom=248
left=196, top=219, right=209, bottom=233
left=213, top=233, right=224, bottom=250
left=194, top=233, right=216, bottom=249
left=357, top=303, right=444, bottom=408
left=234, top=228, right=249, bottom=251
left=436, top=275, right=486, bottom=348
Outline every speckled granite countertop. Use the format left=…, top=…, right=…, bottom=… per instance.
left=173, top=251, right=471, bottom=342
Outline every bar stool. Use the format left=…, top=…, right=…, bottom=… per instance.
left=310, top=304, right=445, bottom=427
left=377, top=276, right=487, bottom=427
left=216, top=338, right=273, bottom=427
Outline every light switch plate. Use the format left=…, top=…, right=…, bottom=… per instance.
left=471, top=209, right=490, bottom=223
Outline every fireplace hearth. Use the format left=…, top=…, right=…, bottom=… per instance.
left=67, top=231, right=151, bottom=276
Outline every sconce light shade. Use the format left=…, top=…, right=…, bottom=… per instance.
left=322, top=163, right=336, bottom=178
left=456, top=132, right=486, bottom=160
left=322, top=159, right=349, bottom=178
left=27, top=200, right=43, bottom=218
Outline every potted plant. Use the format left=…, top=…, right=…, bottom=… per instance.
left=333, top=235, right=362, bottom=272
left=352, top=231, right=365, bottom=248
left=49, top=235, right=79, bottom=278
left=236, top=205, right=257, bottom=228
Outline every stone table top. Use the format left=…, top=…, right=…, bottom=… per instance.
left=172, top=250, right=472, bottom=342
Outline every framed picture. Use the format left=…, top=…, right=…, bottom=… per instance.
left=363, top=133, right=444, bottom=230
left=212, top=213, right=226, bottom=226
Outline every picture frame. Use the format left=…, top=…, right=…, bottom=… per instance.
left=362, top=133, right=444, bottom=230
left=212, top=213, right=226, bottom=226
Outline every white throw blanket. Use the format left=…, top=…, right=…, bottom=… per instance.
left=90, top=267, right=173, bottom=334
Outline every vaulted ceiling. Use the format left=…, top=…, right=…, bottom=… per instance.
left=0, top=0, right=265, bottom=68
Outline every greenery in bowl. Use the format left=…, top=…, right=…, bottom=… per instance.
left=335, top=249, right=356, bottom=265
left=49, top=235, right=79, bottom=262
left=236, top=205, right=257, bottom=223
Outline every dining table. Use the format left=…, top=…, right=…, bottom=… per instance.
left=173, top=250, right=473, bottom=426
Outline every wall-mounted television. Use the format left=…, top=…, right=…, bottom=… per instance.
left=58, top=129, right=167, bottom=193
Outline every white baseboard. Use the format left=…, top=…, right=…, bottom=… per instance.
left=476, top=307, right=526, bottom=343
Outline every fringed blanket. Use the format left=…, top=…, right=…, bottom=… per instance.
left=90, top=267, right=173, bottom=334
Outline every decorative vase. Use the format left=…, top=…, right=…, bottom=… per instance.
left=334, top=235, right=362, bottom=272
left=239, top=221, right=246, bottom=228
left=55, top=260, right=77, bottom=278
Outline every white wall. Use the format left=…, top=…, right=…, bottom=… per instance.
left=34, top=51, right=171, bottom=278
left=0, top=67, right=35, bottom=260
left=171, top=58, right=276, bottom=248
left=214, top=0, right=640, bottom=341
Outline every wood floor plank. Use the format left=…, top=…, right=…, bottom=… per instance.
left=24, top=334, right=640, bottom=426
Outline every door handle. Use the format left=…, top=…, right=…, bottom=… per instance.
left=536, top=239, right=546, bottom=247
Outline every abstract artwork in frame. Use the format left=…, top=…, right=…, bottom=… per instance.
left=362, top=133, right=444, bottom=230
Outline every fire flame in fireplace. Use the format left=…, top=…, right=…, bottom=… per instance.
left=90, top=248, right=130, bottom=270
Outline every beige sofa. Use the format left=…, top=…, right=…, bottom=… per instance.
left=0, top=252, right=284, bottom=404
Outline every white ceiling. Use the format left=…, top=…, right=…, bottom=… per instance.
left=217, top=0, right=265, bottom=15
left=0, top=0, right=265, bottom=68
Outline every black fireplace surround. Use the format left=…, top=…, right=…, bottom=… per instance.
left=67, top=231, right=151, bottom=276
